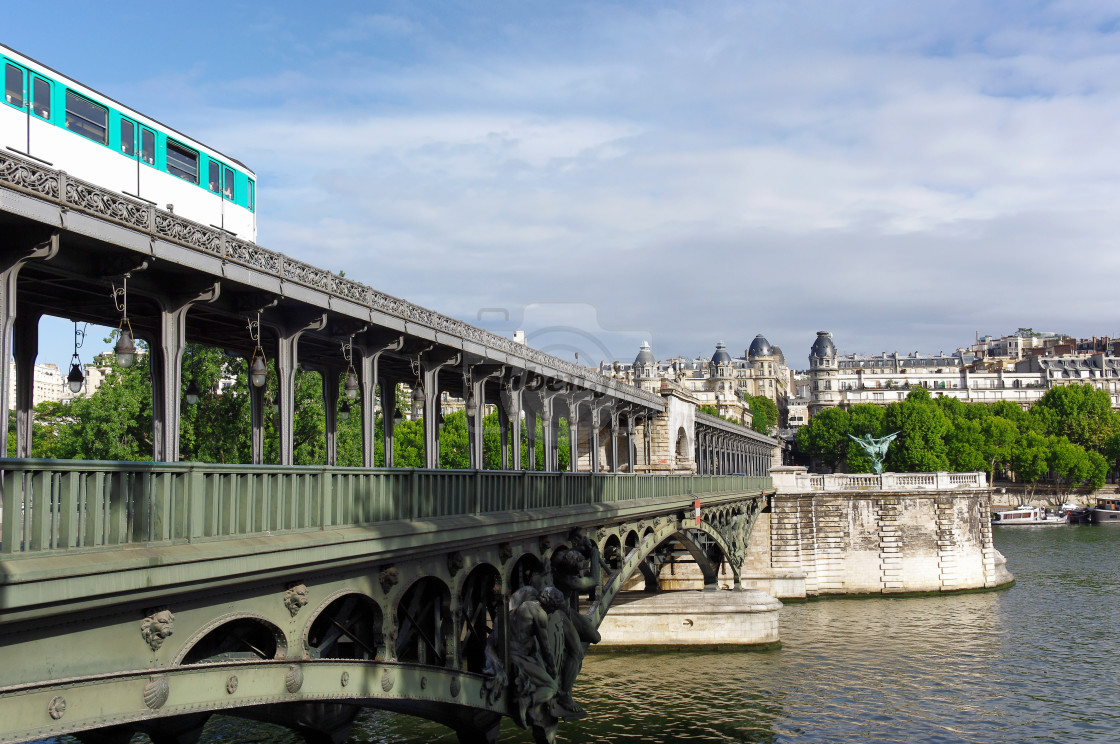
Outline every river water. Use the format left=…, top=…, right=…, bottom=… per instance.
left=68, top=526, right=1120, bottom=743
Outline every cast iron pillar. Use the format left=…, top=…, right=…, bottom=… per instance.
left=626, top=410, right=637, bottom=473
left=609, top=406, right=620, bottom=473
left=321, top=366, right=342, bottom=466
left=380, top=379, right=399, bottom=467
left=357, top=335, right=404, bottom=467
left=420, top=350, right=460, bottom=469
left=0, top=231, right=58, bottom=457
left=499, top=373, right=525, bottom=471
left=12, top=310, right=39, bottom=458
left=151, top=283, right=220, bottom=462
left=273, top=314, right=327, bottom=466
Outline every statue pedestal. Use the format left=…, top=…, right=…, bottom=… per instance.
left=593, top=589, right=782, bottom=651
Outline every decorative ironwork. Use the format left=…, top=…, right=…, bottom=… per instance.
left=0, top=150, right=672, bottom=408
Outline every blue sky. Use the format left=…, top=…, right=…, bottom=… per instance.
left=11, top=0, right=1120, bottom=371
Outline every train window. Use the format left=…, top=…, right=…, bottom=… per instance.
left=32, top=77, right=50, bottom=118
left=208, top=160, right=220, bottom=193
left=120, top=118, right=136, bottom=156
left=248, top=179, right=255, bottom=211
left=166, top=139, right=199, bottom=184
left=141, top=128, right=155, bottom=165
left=4, top=63, right=23, bottom=108
left=223, top=166, right=235, bottom=200
left=65, top=90, right=108, bottom=144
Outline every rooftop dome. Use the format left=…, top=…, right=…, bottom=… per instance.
left=748, top=334, right=773, bottom=358
left=711, top=341, right=733, bottom=365
left=810, top=331, right=837, bottom=359
left=634, top=341, right=655, bottom=366
left=772, top=345, right=786, bottom=366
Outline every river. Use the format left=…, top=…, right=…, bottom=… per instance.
left=64, top=525, right=1120, bottom=743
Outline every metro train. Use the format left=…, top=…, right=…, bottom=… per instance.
left=1, top=43, right=256, bottom=241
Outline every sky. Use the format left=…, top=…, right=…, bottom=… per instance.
left=10, top=0, right=1120, bottom=372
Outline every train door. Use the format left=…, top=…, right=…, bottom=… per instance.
left=119, top=116, right=139, bottom=196
left=2, top=59, right=28, bottom=152
left=27, top=73, right=54, bottom=162
left=137, top=125, right=158, bottom=201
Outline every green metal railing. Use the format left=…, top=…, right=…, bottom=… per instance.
left=0, top=459, right=769, bottom=554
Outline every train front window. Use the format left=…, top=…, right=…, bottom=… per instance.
left=223, top=167, right=234, bottom=200
left=65, top=91, right=107, bottom=145
left=248, top=179, right=255, bottom=211
left=141, top=128, right=155, bottom=165
left=166, top=140, right=199, bottom=184
left=32, top=77, right=49, bottom=118
left=120, top=119, right=136, bottom=156
left=5, top=64, right=23, bottom=108
left=208, top=161, right=220, bottom=193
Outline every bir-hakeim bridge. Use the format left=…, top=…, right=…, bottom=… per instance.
left=0, top=150, right=777, bottom=744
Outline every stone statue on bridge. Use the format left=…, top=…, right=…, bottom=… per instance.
left=848, top=431, right=900, bottom=474
left=491, top=550, right=602, bottom=744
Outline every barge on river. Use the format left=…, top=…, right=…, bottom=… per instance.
left=1090, top=497, right=1120, bottom=524
left=992, top=505, right=1067, bottom=525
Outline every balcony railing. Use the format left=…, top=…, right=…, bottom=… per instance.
left=0, top=459, right=770, bottom=554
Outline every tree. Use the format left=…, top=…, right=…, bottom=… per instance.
left=1050, top=437, right=1107, bottom=496
left=944, top=417, right=987, bottom=473
left=745, top=396, right=778, bottom=435
left=1029, top=383, right=1118, bottom=451
left=882, top=388, right=950, bottom=473
left=978, top=415, right=1019, bottom=482
left=796, top=407, right=850, bottom=471
left=1011, top=430, right=1053, bottom=496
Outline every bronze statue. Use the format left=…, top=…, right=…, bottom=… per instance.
left=848, top=431, right=900, bottom=474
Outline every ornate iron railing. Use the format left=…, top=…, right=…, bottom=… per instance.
left=0, top=459, right=770, bottom=554
left=0, top=149, right=661, bottom=407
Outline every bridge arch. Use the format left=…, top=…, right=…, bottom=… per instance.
left=304, top=591, right=383, bottom=661
left=508, top=551, right=546, bottom=593
left=174, top=613, right=287, bottom=665
left=591, top=518, right=739, bottom=625
left=458, top=563, right=501, bottom=674
left=394, top=576, right=452, bottom=667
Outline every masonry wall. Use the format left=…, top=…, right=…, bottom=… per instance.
left=749, top=489, right=1006, bottom=595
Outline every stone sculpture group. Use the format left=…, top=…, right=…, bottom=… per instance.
left=484, top=529, right=604, bottom=744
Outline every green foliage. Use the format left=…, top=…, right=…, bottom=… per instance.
left=791, top=382, right=1116, bottom=491
left=745, top=395, right=779, bottom=435
left=796, top=407, right=850, bottom=471
left=882, top=389, right=950, bottom=472
left=1029, top=384, right=1117, bottom=451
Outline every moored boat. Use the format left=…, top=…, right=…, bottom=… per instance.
left=1089, top=496, right=1120, bottom=524
left=991, top=505, right=1067, bottom=525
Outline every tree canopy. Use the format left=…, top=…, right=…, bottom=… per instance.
left=794, top=384, right=1117, bottom=494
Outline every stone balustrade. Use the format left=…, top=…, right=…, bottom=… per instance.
left=770, top=465, right=987, bottom=493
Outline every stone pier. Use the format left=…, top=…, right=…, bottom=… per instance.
left=742, top=467, right=1014, bottom=597
left=595, top=589, right=782, bottom=650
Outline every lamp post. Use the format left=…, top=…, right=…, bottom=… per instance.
left=66, top=322, right=86, bottom=394
left=111, top=275, right=136, bottom=368
left=247, top=312, right=267, bottom=389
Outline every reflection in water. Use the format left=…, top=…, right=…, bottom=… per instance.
left=46, top=526, right=1120, bottom=743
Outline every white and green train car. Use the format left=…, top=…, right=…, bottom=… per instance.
left=1, top=44, right=256, bottom=241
